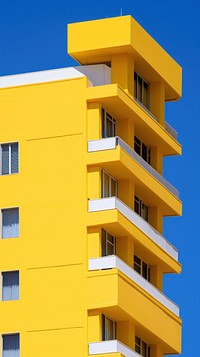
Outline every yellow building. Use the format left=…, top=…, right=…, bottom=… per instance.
left=0, top=15, right=182, bottom=357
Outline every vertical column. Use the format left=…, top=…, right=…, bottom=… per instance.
left=87, top=102, right=102, bottom=141
left=151, top=265, right=163, bottom=290
left=117, top=321, right=135, bottom=349
left=117, top=237, right=134, bottom=267
left=118, top=180, right=134, bottom=209
left=151, top=344, right=164, bottom=357
left=111, top=54, right=134, bottom=97
left=150, top=82, right=165, bottom=126
left=117, top=117, right=135, bottom=147
left=150, top=206, right=163, bottom=234
left=88, top=227, right=101, bottom=259
left=88, top=310, right=102, bottom=342
left=151, top=147, right=163, bottom=175
left=87, top=166, right=101, bottom=200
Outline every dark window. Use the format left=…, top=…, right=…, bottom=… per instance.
left=134, top=136, right=151, bottom=165
left=134, top=72, right=150, bottom=110
left=134, top=196, right=149, bottom=223
left=102, top=109, right=116, bottom=138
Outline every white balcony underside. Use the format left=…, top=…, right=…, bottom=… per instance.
left=89, top=256, right=179, bottom=316
left=89, top=340, right=141, bottom=357
left=88, top=137, right=179, bottom=197
left=88, top=197, right=178, bottom=261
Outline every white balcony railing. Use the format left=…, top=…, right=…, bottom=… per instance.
left=88, top=197, right=178, bottom=261
left=89, top=256, right=179, bottom=316
left=89, top=340, right=141, bottom=357
left=88, top=136, right=179, bottom=198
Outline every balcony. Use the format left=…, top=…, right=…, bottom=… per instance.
left=88, top=197, right=178, bottom=261
left=88, top=136, right=179, bottom=198
left=89, top=256, right=179, bottom=316
left=89, top=340, right=140, bottom=357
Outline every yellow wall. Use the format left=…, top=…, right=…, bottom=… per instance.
left=0, top=14, right=182, bottom=357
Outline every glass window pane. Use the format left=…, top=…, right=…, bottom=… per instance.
left=134, top=196, right=140, bottom=215
left=2, top=271, right=19, bottom=301
left=102, top=172, right=109, bottom=198
left=143, top=81, right=149, bottom=109
left=11, top=143, right=18, bottom=174
left=3, top=334, right=20, bottom=357
left=142, top=143, right=147, bottom=162
left=134, top=72, right=137, bottom=98
left=2, top=208, right=19, bottom=238
left=102, top=229, right=106, bottom=256
left=138, top=76, right=142, bottom=102
left=111, top=178, right=117, bottom=197
left=2, top=144, right=9, bottom=175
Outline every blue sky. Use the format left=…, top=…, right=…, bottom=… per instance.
left=0, top=1, right=199, bottom=356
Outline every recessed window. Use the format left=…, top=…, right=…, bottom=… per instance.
left=134, top=255, right=150, bottom=282
left=2, top=208, right=19, bottom=239
left=134, top=195, right=149, bottom=222
left=102, top=229, right=116, bottom=256
left=101, top=170, right=118, bottom=198
left=135, top=336, right=150, bottom=357
left=2, top=271, right=19, bottom=301
left=2, top=333, right=20, bottom=357
left=134, top=72, right=150, bottom=110
left=102, top=109, right=116, bottom=138
left=0, top=143, right=19, bottom=175
left=134, top=136, right=151, bottom=165
left=102, top=315, right=116, bottom=341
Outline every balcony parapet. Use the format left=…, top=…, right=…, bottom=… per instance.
left=89, top=340, right=141, bottom=356
left=88, top=197, right=178, bottom=261
left=89, top=256, right=179, bottom=316
left=88, top=136, right=179, bottom=198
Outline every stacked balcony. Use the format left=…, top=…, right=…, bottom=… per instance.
left=85, top=67, right=181, bottom=357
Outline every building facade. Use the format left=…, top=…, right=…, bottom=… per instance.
left=0, top=16, right=182, bottom=357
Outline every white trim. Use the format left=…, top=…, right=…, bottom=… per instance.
left=88, top=137, right=179, bottom=197
left=89, top=340, right=140, bottom=357
left=0, top=67, right=87, bottom=89
left=0, top=64, right=111, bottom=89
left=88, top=197, right=178, bottom=261
left=89, top=256, right=179, bottom=316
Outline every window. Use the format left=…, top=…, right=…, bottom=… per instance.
left=135, top=336, right=150, bottom=357
left=101, top=170, right=118, bottom=198
left=102, top=315, right=116, bottom=341
left=0, top=143, right=19, bottom=175
left=2, top=333, right=20, bottom=357
left=134, top=255, right=150, bottom=282
left=2, top=271, right=19, bottom=301
left=102, top=109, right=116, bottom=138
left=134, top=72, right=150, bottom=110
left=134, top=196, right=149, bottom=222
left=102, top=229, right=116, bottom=256
left=134, top=136, right=151, bottom=165
left=2, top=208, right=19, bottom=238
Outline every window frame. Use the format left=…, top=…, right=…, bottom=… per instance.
left=101, top=170, right=118, bottom=198
left=1, top=207, right=19, bottom=239
left=134, top=72, right=150, bottom=110
left=134, top=195, right=149, bottom=222
left=134, top=255, right=150, bottom=282
left=102, top=314, right=116, bottom=341
left=135, top=336, right=150, bottom=357
left=2, top=333, right=20, bottom=357
left=0, top=142, right=19, bottom=175
left=2, top=270, right=20, bottom=301
left=102, top=108, right=116, bottom=138
left=134, top=136, right=151, bottom=165
left=102, top=229, right=116, bottom=256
